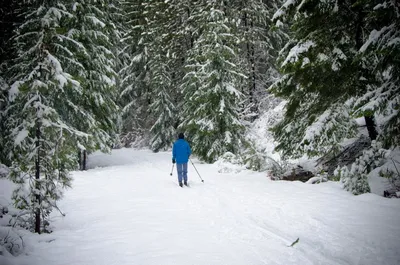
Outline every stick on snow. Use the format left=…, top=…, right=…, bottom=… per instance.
left=288, top=238, right=299, bottom=247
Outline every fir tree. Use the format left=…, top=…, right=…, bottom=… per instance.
left=234, top=0, right=287, bottom=116
left=271, top=0, right=371, bottom=158
left=121, top=0, right=184, bottom=150
left=0, top=0, right=23, bottom=167
left=6, top=1, right=84, bottom=233
left=355, top=0, right=400, bottom=148
left=0, top=77, right=8, bottom=165
left=147, top=51, right=176, bottom=151
left=0, top=0, right=22, bottom=65
left=180, top=0, right=246, bottom=163
left=66, top=0, right=119, bottom=153
left=144, top=0, right=177, bottom=151
left=119, top=0, right=153, bottom=147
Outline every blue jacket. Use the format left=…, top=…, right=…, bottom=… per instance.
left=172, top=139, right=191, bottom=164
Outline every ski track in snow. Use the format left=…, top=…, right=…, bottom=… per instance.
left=7, top=149, right=400, bottom=265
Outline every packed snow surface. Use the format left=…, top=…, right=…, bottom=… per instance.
left=3, top=149, right=400, bottom=265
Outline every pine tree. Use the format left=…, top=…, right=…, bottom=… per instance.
left=0, top=0, right=22, bottom=65
left=271, top=0, right=370, bottom=158
left=147, top=49, right=176, bottom=151
left=0, top=0, right=22, bottom=167
left=180, top=0, right=246, bottom=163
left=0, top=77, right=8, bottom=165
left=233, top=0, right=287, bottom=116
left=119, top=0, right=153, bottom=147
left=121, top=0, right=186, bottom=150
left=144, top=0, right=177, bottom=151
left=355, top=0, right=400, bottom=148
left=65, top=0, right=119, bottom=153
left=6, top=1, right=85, bottom=233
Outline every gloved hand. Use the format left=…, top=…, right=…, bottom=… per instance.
left=172, top=158, right=175, bottom=164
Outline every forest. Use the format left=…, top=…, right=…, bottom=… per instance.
left=0, top=0, right=399, bottom=236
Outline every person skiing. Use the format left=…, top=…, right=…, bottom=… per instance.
left=172, top=132, right=191, bottom=187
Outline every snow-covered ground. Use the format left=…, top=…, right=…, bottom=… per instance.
left=2, top=148, right=400, bottom=265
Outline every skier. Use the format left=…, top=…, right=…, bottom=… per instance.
left=172, top=132, right=192, bottom=187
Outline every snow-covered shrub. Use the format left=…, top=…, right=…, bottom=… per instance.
left=380, top=167, right=400, bottom=192
left=0, top=164, right=9, bottom=178
left=0, top=206, right=8, bottom=219
left=241, top=141, right=269, bottom=171
left=0, top=178, right=24, bottom=257
left=335, top=166, right=370, bottom=195
left=215, top=152, right=246, bottom=173
left=306, top=170, right=329, bottom=184
left=266, top=158, right=292, bottom=180
left=335, top=141, right=390, bottom=195
left=0, top=227, right=24, bottom=256
left=377, top=148, right=400, bottom=195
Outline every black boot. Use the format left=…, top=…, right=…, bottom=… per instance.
left=184, top=181, right=188, bottom=186
left=179, top=182, right=183, bottom=187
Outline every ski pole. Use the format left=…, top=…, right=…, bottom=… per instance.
left=170, top=163, right=174, bottom=176
left=190, top=158, right=204, bottom=183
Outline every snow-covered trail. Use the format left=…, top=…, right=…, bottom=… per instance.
left=13, top=149, right=400, bottom=265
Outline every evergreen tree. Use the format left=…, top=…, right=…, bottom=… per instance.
left=147, top=50, right=176, bottom=151
left=234, top=0, right=287, bottom=116
left=0, top=0, right=22, bottom=65
left=0, top=0, right=23, bottom=167
left=66, top=0, right=119, bottom=153
left=119, top=0, right=153, bottom=147
left=144, top=0, right=177, bottom=151
left=355, top=0, right=400, bottom=148
left=4, top=0, right=121, bottom=232
left=180, top=0, right=246, bottom=163
left=0, top=77, right=8, bottom=165
left=271, top=0, right=370, bottom=158
left=6, top=0, right=84, bottom=233
left=121, top=0, right=186, bottom=150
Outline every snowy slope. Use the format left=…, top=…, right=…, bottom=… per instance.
left=3, top=149, right=400, bottom=265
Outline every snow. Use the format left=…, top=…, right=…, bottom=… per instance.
left=14, top=129, right=29, bottom=145
left=333, top=47, right=346, bottom=60
left=87, top=16, right=106, bottom=28
left=317, top=53, right=329, bottom=61
left=247, top=100, right=285, bottom=162
left=46, top=51, right=63, bottom=74
left=388, top=37, right=400, bottom=47
left=275, top=20, right=284, bottom=27
left=9, top=81, right=22, bottom=102
left=77, top=142, right=86, bottom=151
left=360, top=26, right=391, bottom=52
left=3, top=149, right=400, bottom=265
left=355, top=117, right=366, bottom=126
left=72, top=2, right=78, bottom=12
left=282, top=41, right=315, bottom=67
left=374, top=2, right=388, bottom=10
left=273, top=0, right=295, bottom=20
left=302, top=109, right=330, bottom=143
left=368, top=148, right=400, bottom=196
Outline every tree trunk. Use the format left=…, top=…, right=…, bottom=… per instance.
left=244, top=11, right=257, bottom=116
left=364, top=115, right=378, bottom=141
left=250, top=39, right=256, bottom=111
left=83, top=150, right=87, bottom=171
left=79, top=150, right=87, bottom=170
left=35, top=121, right=41, bottom=234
